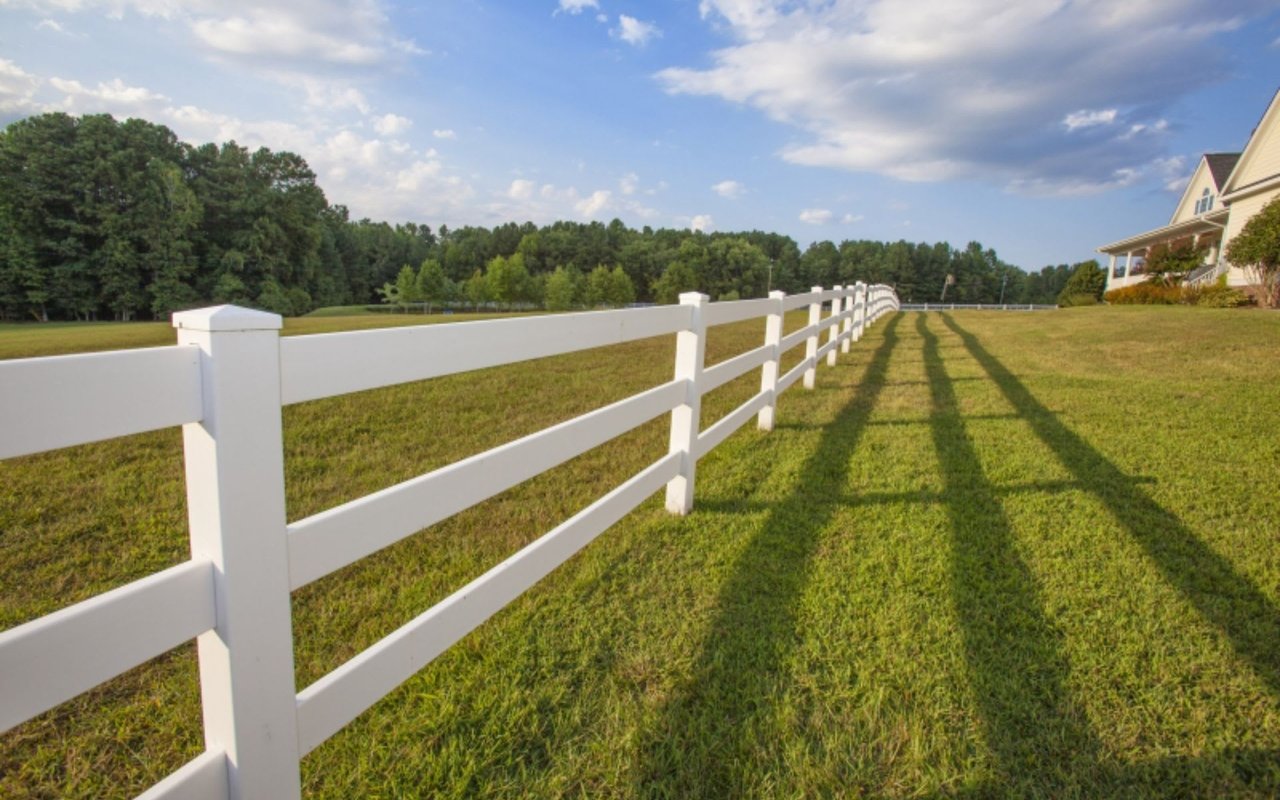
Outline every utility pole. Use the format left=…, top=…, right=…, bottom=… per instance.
left=940, top=273, right=955, bottom=302
left=998, top=272, right=1008, bottom=304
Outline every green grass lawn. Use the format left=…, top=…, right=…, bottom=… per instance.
left=2, top=306, right=1279, bottom=797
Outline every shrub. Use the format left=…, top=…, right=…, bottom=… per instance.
left=1058, top=292, right=1098, bottom=307
left=1104, top=282, right=1182, bottom=304
left=1193, top=277, right=1249, bottom=308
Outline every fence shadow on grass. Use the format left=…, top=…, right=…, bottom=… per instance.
left=939, top=313, right=1280, bottom=700
left=633, top=314, right=902, bottom=798
left=919, top=313, right=1104, bottom=793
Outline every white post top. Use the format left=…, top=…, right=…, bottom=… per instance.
left=173, top=305, right=284, bottom=333
left=768, top=290, right=785, bottom=300
left=678, top=292, right=709, bottom=305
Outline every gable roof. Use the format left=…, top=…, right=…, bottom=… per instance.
left=1204, top=153, right=1240, bottom=188
left=1222, top=86, right=1280, bottom=197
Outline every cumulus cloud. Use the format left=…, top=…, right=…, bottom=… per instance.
left=662, top=0, right=1274, bottom=194
left=619, top=172, right=639, bottom=195
left=507, top=179, right=535, bottom=200
left=1063, top=108, right=1117, bottom=131
left=432, top=128, right=457, bottom=140
left=689, top=214, right=714, bottom=232
left=841, top=213, right=863, bottom=224
left=711, top=179, right=745, bottom=198
left=0, top=59, right=42, bottom=118
left=555, top=0, right=599, bottom=15
left=13, top=1, right=424, bottom=72
left=575, top=189, right=613, bottom=217
left=799, top=208, right=832, bottom=224
left=614, top=15, right=660, bottom=46
left=372, top=112, right=411, bottom=136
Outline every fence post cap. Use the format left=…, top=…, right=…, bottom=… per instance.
left=173, top=305, right=284, bottom=333
left=811, top=285, right=823, bottom=293
left=768, top=290, right=786, bottom=300
left=677, top=292, right=710, bottom=305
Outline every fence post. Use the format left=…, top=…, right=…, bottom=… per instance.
left=173, top=306, right=302, bottom=800
left=840, top=285, right=854, bottom=354
left=856, top=283, right=868, bottom=341
left=665, top=292, right=708, bottom=515
left=803, top=286, right=822, bottom=389
left=825, top=285, right=842, bottom=367
left=757, top=290, right=785, bottom=432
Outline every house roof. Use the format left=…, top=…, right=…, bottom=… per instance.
left=1222, top=86, right=1280, bottom=198
left=1204, top=153, right=1240, bottom=189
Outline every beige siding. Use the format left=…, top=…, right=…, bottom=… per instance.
left=1232, top=114, right=1280, bottom=188
left=1223, top=189, right=1280, bottom=260
left=1170, top=160, right=1217, bottom=223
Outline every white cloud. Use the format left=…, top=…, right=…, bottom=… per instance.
left=0, top=59, right=46, bottom=117
left=507, top=179, right=535, bottom=200
left=14, top=1, right=424, bottom=73
left=689, top=214, right=714, bottom=232
left=36, top=18, right=67, bottom=32
left=191, top=11, right=383, bottom=65
left=619, top=172, right=639, bottom=195
left=663, top=0, right=1272, bottom=194
left=799, top=208, right=832, bottom=224
left=711, top=179, right=745, bottom=198
left=841, top=213, right=863, bottom=224
left=432, top=128, right=457, bottom=140
left=614, top=14, right=660, bottom=46
left=48, top=76, right=170, bottom=111
left=575, top=189, right=612, bottom=217
left=372, top=112, right=412, bottom=136
left=555, top=0, right=599, bottom=15
left=1063, top=108, right=1117, bottom=131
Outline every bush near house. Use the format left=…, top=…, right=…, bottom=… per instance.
left=1141, top=242, right=1208, bottom=285
left=1056, top=260, right=1106, bottom=306
left=1225, top=195, right=1280, bottom=308
left=1105, top=276, right=1247, bottom=307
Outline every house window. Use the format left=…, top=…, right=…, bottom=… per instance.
left=1195, top=188, right=1214, bottom=215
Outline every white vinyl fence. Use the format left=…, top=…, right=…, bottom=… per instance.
left=0, top=283, right=898, bottom=799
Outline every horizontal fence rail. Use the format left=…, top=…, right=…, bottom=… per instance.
left=900, top=303, right=1057, bottom=311
left=0, top=283, right=899, bottom=799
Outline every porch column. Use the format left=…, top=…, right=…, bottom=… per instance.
left=1107, top=254, right=1117, bottom=287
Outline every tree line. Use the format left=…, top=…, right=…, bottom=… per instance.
left=0, top=112, right=1094, bottom=321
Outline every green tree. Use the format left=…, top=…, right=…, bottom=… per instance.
left=416, top=258, right=448, bottom=312
left=1057, top=260, right=1107, bottom=306
left=256, top=276, right=294, bottom=316
left=652, top=260, right=698, bottom=304
left=1142, top=242, right=1206, bottom=286
left=394, top=264, right=420, bottom=311
left=605, top=266, right=635, bottom=307
left=486, top=253, right=531, bottom=309
left=544, top=266, right=580, bottom=311
left=464, top=268, right=491, bottom=311
left=1226, top=195, right=1280, bottom=308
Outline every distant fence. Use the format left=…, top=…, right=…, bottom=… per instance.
left=0, top=283, right=898, bottom=799
left=901, top=303, right=1056, bottom=311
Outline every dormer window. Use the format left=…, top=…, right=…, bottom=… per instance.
left=1195, top=188, right=1214, bottom=215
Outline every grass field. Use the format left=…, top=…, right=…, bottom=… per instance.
left=2, top=306, right=1279, bottom=798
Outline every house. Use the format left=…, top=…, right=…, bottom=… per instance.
left=1098, top=88, right=1280, bottom=292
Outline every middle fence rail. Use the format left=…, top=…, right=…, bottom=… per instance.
left=0, top=282, right=899, bottom=799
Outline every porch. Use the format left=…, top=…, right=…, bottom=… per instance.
left=1097, top=209, right=1228, bottom=290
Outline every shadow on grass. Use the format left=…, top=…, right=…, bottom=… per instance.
left=633, top=315, right=902, bottom=797
left=939, top=313, right=1280, bottom=699
left=919, top=314, right=1104, bottom=792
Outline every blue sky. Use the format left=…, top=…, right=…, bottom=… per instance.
left=2, top=0, right=1279, bottom=271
